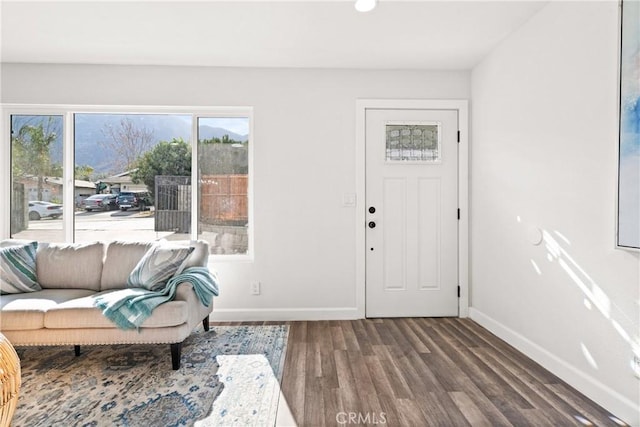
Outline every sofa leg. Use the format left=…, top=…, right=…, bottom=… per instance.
left=74, top=345, right=81, bottom=357
left=203, top=316, right=210, bottom=332
left=170, top=342, right=182, bottom=370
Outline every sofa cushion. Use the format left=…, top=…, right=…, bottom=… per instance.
left=44, top=290, right=189, bottom=329
left=0, top=289, right=96, bottom=331
left=100, top=240, right=209, bottom=291
left=0, top=241, right=41, bottom=294
left=127, top=243, right=194, bottom=291
left=100, top=241, right=154, bottom=291
left=37, top=242, right=105, bottom=291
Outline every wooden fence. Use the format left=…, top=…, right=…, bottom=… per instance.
left=200, top=174, right=248, bottom=225
left=154, top=174, right=248, bottom=233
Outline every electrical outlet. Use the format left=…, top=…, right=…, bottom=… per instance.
left=250, top=281, right=261, bottom=295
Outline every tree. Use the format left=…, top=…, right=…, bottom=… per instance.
left=199, top=134, right=244, bottom=145
left=100, top=117, right=154, bottom=173
left=130, top=138, right=191, bottom=199
left=198, top=134, right=248, bottom=174
left=75, top=165, right=95, bottom=181
left=12, top=118, right=59, bottom=201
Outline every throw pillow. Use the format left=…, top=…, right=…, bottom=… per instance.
left=0, top=241, right=41, bottom=294
left=127, top=243, right=195, bottom=291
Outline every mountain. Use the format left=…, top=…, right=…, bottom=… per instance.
left=198, top=125, right=246, bottom=142
left=12, top=114, right=248, bottom=176
left=74, top=114, right=192, bottom=174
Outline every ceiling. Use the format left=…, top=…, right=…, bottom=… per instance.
left=1, top=1, right=547, bottom=70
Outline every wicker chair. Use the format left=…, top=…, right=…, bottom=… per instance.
left=0, top=333, right=20, bottom=427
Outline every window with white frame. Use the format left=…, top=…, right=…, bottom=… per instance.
left=6, top=107, right=252, bottom=259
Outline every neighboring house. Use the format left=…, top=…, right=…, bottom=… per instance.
left=46, top=177, right=98, bottom=205
left=15, top=171, right=149, bottom=207
left=14, top=176, right=96, bottom=203
left=103, top=170, right=148, bottom=194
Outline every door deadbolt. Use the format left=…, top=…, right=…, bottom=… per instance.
left=369, top=206, right=376, bottom=214
left=368, top=221, right=376, bottom=229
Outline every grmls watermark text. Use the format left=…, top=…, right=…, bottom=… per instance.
left=336, top=412, right=387, bottom=425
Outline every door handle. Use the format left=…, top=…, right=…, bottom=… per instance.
left=368, top=221, right=376, bottom=229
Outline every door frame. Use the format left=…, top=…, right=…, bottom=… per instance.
left=355, top=99, right=469, bottom=318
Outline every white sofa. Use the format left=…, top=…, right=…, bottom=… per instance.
left=0, top=239, right=213, bottom=369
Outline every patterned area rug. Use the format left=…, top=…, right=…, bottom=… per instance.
left=13, top=324, right=289, bottom=426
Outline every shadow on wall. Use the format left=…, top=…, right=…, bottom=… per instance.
left=517, top=215, right=640, bottom=382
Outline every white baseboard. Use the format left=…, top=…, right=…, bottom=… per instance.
left=210, top=307, right=362, bottom=322
left=469, top=308, right=639, bottom=426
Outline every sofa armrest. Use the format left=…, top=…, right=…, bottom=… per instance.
left=172, top=270, right=216, bottom=307
left=173, top=281, right=213, bottom=330
left=174, top=282, right=196, bottom=302
left=174, top=282, right=214, bottom=310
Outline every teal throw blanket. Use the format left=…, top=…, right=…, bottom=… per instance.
left=94, top=267, right=219, bottom=330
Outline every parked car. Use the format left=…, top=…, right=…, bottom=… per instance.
left=82, top=194, right=118, bottom=211
left=28, top=201, right=62, bottom=220
left=116, top=191, right=153, bottom=211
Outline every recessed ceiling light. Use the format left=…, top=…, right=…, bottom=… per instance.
left=355, top=0, right=377, bottom=13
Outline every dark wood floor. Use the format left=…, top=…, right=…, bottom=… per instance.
left=265, top=318, right=625, bottom=426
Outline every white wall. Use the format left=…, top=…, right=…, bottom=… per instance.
left=5, top=4, right=637, bottom=419
left=471, top=1, right=640, bottom=424
left=1, top=63, right=470, bottom=320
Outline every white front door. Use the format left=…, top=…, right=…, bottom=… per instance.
left=365, top=108, right=459, bottom=317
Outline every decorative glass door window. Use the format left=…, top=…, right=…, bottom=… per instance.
left=385, top=122, right=441, bottom=162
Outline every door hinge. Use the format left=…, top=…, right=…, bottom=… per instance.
left=457, top=286, right=461, bottom=298
left=457, top=208, right=460, bottom=220
left=457, top=130, right=460, bottom=143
